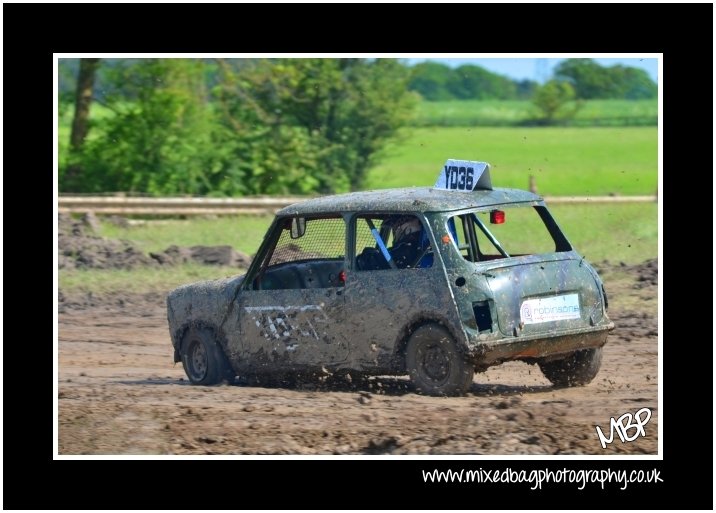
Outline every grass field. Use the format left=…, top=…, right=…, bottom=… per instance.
left=367, top=126, right=657, bottom=196
left=99, top=215, right=272, bottom=256
left=413, top=99, right=657, bottom=127
left=58, top=263, right=241, bottom=296
left=59, top=202, right=657, bottom=295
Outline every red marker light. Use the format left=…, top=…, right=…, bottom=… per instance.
left=338, top=270, right=347, bottom=283
left=490, top=210, right=505, bottom=224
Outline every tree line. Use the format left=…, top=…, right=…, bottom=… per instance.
left=407, top=59, right=656, bottom=102
left=407, top=61, right=538, bottom=101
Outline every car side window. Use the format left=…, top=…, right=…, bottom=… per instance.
left=255, top=216, right=346, bottom=290
left=354, top=214, right=433, bottom=271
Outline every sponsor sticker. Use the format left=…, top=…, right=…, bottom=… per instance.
left=520, top=293, right=580, bottom=325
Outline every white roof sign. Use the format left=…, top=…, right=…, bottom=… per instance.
left=434, top=159, right=492, bottom=192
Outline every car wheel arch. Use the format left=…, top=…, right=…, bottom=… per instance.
left=176, top=321, right=228, bottom=356
left=393, top=315, right=466, bottom=371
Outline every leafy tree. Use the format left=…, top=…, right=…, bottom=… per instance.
left=408, top=62, right=524, bottom=101
left=554, top=59, right=613, bottom=99
left=407, top=61, right=453, bottom=101
left=58, top=58, right=78, bottom=102
left=61, top=58, right=416, bottom=195
left=446, top=64, right=517, bottom=100
left=76, top=59, right=222, bottom=194
left=64, top=58, right=100, bottom=189
left=515, top=79, right=538, bottom=100
left=215, top=58, right=417, bottom=192
left=554, top=58, right=657, bottom=99
left=532, top=80, right=580, bottom=123
left=609, top=65, right=658, bottom=99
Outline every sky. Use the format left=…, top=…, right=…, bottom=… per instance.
left=404, top=57, right=659, bottom=84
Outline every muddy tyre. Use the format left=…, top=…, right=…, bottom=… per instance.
left=181, top=326, right=235, bottom=385
left=405, top=323, right=473, bottom=396
left=538, top=347, right=602, bottom=387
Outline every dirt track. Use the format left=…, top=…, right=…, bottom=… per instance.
left=58, top=262, right=658, bottom=455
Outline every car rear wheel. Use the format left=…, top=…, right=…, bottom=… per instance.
left=538, top=347, right=602, bottom=387
left=405, top=323, right=473, bottom=396
left=181, top=326, right=235, bottom=385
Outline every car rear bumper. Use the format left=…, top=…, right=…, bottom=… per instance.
left=468, top=322, right=614, bottom=368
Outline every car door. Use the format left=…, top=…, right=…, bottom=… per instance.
left=344, top=213, right=456, bottom=371
left=236, top=215, right=350, bottom=372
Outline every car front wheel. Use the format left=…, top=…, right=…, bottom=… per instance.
left=405, top=323, right=473, bottom=396
left=181, top=326, right=234, bottom=385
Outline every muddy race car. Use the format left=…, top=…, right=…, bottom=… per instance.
left=167, top=159, right=613, bottom=395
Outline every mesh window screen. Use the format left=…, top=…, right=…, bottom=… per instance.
left=269, top=217, right=345, bottom=266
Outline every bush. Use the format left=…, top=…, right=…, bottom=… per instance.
left=61, top=58, right=417, bottom=195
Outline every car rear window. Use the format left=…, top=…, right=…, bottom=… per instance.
left=448, top=205, right=571, bottom=261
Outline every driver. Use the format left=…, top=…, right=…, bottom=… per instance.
left=386, top=216, right=425, bottom=269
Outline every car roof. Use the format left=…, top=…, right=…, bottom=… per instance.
left=276, top=187, right=542, bottom=216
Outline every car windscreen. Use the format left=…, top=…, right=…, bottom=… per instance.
left=447, top=205, right=571, bottom=261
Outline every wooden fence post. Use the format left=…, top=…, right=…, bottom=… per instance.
left=528, top=175, right=538, bottom=194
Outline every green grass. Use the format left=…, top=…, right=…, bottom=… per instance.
left=536, top=203, right=657, bottom=264
left=451, top=203, right=656, bottom=264
left=574, top=99, right=657, bottom=123
left=60, top=203, right=656, bottom=295
left=368, top=126, right=657, bottom=196
left=413, top=99, right=657, bottom=126
left=98, top=215, right=274, bottom=255
left=416, top=100, right=534, bottom=126
left=59, top=263, right=241, bottom=295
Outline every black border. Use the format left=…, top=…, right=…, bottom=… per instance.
left=4, top=2, right=712, bottom=510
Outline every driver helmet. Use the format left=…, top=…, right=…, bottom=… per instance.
left=389, top=216, right=422, bottom=244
